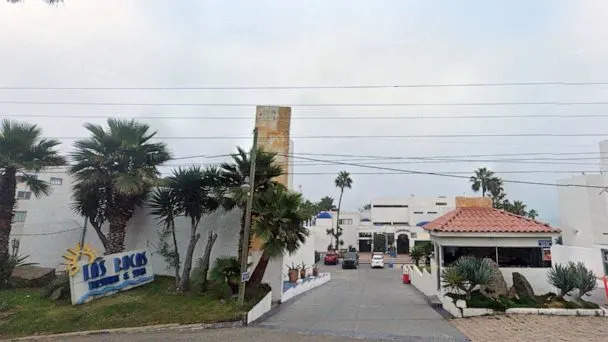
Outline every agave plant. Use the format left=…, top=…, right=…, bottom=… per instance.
left=547, top=262, right=576, bottom=299
left=0, top=240, right=34, bottom=289
left=442, top=256, right=493, bottom=299
left=572, top=262, right=597, bottom=301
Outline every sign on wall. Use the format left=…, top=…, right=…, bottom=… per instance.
left=68, top=249, right=154, bottom=305
left=538, top=239, right=552, bottom=248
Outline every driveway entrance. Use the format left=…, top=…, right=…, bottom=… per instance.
left=258, top=265, right=467, bottom=341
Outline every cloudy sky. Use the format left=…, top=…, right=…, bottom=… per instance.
left=2, top=0, right=608, bottom=224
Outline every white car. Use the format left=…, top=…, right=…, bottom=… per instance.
left=370, top=254, right=384, bottom=268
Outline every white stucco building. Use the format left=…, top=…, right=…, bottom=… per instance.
left=552, top=141, right=608, bottom=297
left=309, top=196, right=455, bottom=254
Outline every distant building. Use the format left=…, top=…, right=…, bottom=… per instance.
left=310, top=196, right=455, bottom=253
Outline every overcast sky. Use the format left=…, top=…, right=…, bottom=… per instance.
left=2, top=0, right=608, bottom=224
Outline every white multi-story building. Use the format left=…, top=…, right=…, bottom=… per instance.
left=310, top=196, right=455, bottom=254
left=553, top=141, right=608, bottom=284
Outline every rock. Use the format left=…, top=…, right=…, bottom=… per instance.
left=479, top=258, right=508, bottom=299
left=512, top=272, right=535, bottom=298
left=50, top=287, right=64, bottom=301
left=456, top=299, right=467, bottom=309
left=507, top=286, right=519, bottom=300
left=9, top=266, right=55, bottom=288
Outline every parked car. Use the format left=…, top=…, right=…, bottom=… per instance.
left=342, top=252, right=359, bottom=269
left=324, top=251, right=339, bottom=265
left=371, top=254, right=384, bottom=268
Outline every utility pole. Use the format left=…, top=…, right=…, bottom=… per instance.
left=238, top=128, right=258, bottom=307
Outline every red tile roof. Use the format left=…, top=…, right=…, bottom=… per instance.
left=423, top=207, right=560, bottom=234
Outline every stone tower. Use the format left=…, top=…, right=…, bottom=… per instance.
left=254, top=106, right=292, bottom=188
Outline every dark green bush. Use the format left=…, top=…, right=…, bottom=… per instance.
left=207, top=280, right=232, bottom=300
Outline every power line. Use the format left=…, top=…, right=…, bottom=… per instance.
left=3, top=100, right=608, bottom=107
left=6, top=113, right=608, bottom=120
left=1, top=81, right=607, bottom=90
left=11, top=226, right=83, bottom=236
left=278, top=153, right=608, bottom=189
left=45, top=133, right=608, bottom=140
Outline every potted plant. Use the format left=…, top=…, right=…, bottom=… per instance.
left=312, top=263, right=319, bottom=277
left=300, top=262, right=307, bottom=279
left=286, top=263, right=299, bottom=283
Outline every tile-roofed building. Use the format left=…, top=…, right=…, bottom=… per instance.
left=423, top=207, right=560, bottom=234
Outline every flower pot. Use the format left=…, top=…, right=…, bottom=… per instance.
left=288, top=270, right=299, bottom=283
left=300, top=269, right=307, bottom=279
left=312, top=267, right=319, bottom=277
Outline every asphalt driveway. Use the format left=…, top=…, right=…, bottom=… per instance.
left=257, top=265, right=468, bottom=341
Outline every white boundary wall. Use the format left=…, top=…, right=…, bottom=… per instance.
left=281, top=273, right=330, bottom=303
left=247, top=291, right=272, bottom=324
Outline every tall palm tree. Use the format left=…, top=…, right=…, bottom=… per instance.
left=149, top=187, right=182, bottom=289
left=220, top=146, right=282, bottom=263
left=470, top=167, right=495, bottom=197
left=70, top=119, right=170, bottom=254
left=332, top=171, right=353, bottom=249
left=248, top=185, right=309, bottom=285
left=0, top=120, right=65, bottom=258
left=167, top=166, right=224, bottom=291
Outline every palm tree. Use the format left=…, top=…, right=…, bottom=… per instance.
left=149, top=187, right=182, bottom=289
left=317, top=196, right=336, bottom=211
left=168, top=166, right=224, bottom=291
left=470, top=167, right=495, bottom=197
left=331, top=171, right=353, bottom=249
left=220, top=146, right=282, bottom=263
left=248, top=186, right=309, bottom=285
left=0, top=120, right=65, bottom=258
left=527, top=209, right=539, bottom=219
left=70, top=119, right=170, bottom=254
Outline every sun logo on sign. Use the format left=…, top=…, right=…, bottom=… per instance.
left=62, top=244, right=97, bottom=277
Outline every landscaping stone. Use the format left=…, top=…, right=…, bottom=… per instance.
left=479, top=259, right=508, bottom=299
left=456, top=299, right=467, bottom=309
left=507, top=286, right=519, bottom=299
left=9, top=266, right=55, bottom=288
left=512, top=272, right=535, bottom=297
left=50, top=287, right=64, bottom=301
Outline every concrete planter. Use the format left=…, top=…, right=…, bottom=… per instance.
left=246, top=291, right=272, bottom=324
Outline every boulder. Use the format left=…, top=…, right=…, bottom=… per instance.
left=9, top=266, right=55, bottom=288
left=479, top=258, right=508, bottom=299
left=507, top=286, right=519, bottom=300
left=512, top=272, right=535, bottom=298
left=50, top=287, right=64, bottom=301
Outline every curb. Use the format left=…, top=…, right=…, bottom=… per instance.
left=4, top=321, right=243, bottom=341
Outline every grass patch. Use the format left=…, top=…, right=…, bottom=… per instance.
left=0, top=276, right=253, bottom=339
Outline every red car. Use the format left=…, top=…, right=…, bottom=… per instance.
left=324, top=251, right=339, bottom=265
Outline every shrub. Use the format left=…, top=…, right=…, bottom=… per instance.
left=207, top=280, right=232, bottom=300
left=0, top=241, right=33, bottom=289
left=441, top=256, right=493, bottom=300
left=410, top=246, right=424, bottom=267
left=209, top=257, right=241, bottom=295
left=547, top=263, right=576, bottom=299
left=571, top=262, right=597, bottom=301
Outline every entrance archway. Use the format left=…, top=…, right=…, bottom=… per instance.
left=397, top=234, right=410, bottom=254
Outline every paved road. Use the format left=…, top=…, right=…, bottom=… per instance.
left=257, top=265, right=468, bottom=341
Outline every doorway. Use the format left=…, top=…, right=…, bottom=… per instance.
left=397, top=234, right=410, bottom=254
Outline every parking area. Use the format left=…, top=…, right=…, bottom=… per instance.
left=258, top=265, right=468, bottom=341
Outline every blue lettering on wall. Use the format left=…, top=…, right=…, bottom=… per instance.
left=88, top=275, right=120, bottom=290
left=132, top=267, right=146, bottom=277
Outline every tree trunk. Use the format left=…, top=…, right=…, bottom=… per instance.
left=0, top=167, right=17, bottom=259
left=335, top=188, right=344, bottom=250
left=237, top=209, right=246, bottom=265
left=170, top=221, right=181, bottom=289
left=107, top=215, right=128, bottom=254
left=198, top=230, right=218, bottom=292
left=90, top=220, right=110, bottom=252
left=180, top=218, right=200, bottom=291
left=249, top=251, right=269, bottom=286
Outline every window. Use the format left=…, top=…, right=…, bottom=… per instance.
left=393, top=222, right=409, bottom=225
left=442, top=246, right=496, bottom=265
left=373, top=222, right=392, bottom=226
left=50, top=177, right=63, bottom=185
left=16, top=191, right=32, bottom=200
left=411, top=232, right=418, bottom=239
left=427, top=211, right=437, bottom=214
left=497, top=247, right=549, bottom=268
left=359, top=232, right=372, bottom=238
left=13, top=211, right=27, bottom=223
left=413, top=211, right=423, bottom=214
left=338, top=218, right=353, bottom=225
left=435, top=202, right=447, bottom=206
left=372, top=204, right=408, bottom=208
